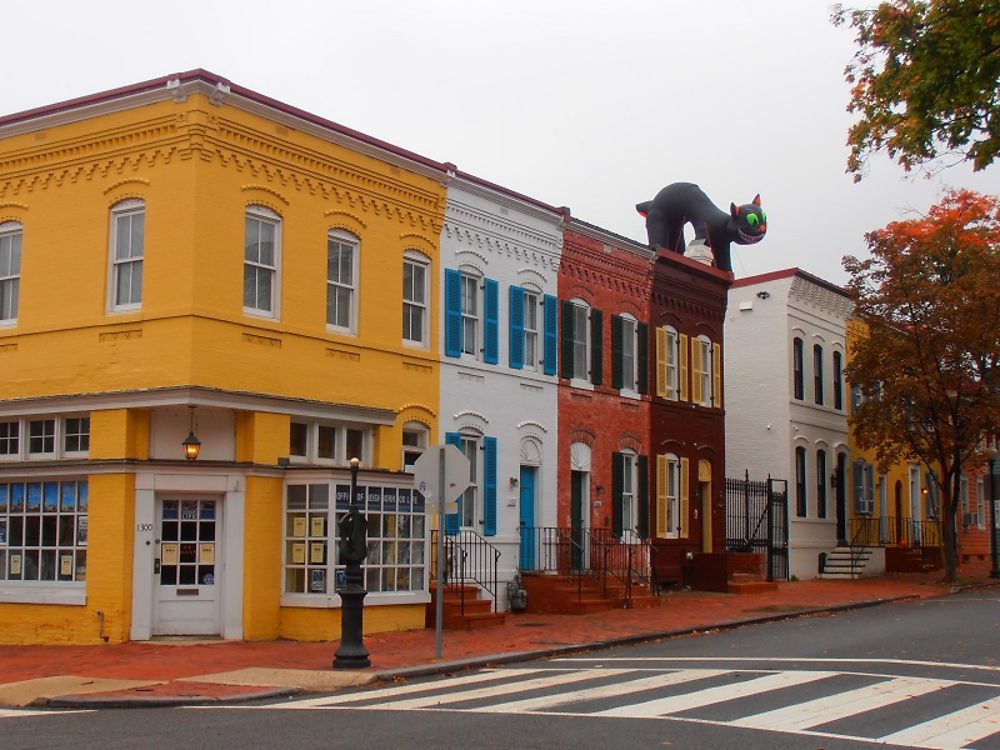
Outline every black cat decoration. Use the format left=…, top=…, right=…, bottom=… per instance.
left=636, top=183, right=767, bottom=273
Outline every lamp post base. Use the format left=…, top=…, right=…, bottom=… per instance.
left=333, top=583, right=370, bottom=670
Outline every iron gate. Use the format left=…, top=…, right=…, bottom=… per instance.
left=725, top=473, right=789, bottom=581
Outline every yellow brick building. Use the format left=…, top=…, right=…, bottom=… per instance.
left=0, top=71, right=447, bottom=644
left=845, top=320, right=942, bottom=573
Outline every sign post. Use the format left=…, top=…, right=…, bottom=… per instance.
left=413, top=444, right=470, bottom=658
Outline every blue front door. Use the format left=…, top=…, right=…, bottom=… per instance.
left=519, top=466, right=536, bottom=571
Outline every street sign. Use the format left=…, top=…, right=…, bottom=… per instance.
left=412, top=444, right=469, bottom=513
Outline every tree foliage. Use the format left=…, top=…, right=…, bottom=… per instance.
left=844, top=189, right=1000, bottom=580
left=832, top=1, right=1000, bottom=180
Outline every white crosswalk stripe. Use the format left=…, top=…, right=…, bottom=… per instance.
left=730, top=675, right=955, bottom=731
left=877, top=695, right=1000, bottom=749
left=238, top=666, right=1000, bottom=749
left=594, top=670, right=836, bottom=718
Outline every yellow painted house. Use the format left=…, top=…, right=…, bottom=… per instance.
left=845, top=320, right=942, bottom=574
left=0, top=71, right=447, bottom=644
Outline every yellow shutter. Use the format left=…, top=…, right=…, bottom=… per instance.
left=691, top=339, right=703, bottom=405
left=679, top=334, right=689, bottom=402
left=655, top=327, right=667, bottom=398
left=656, top=454, right=668, bottom=538
left=712, top=342, right=722, bottom=408
left=680, top=457, right=690, bottom=538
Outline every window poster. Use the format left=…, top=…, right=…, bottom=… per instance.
left=309, top=542, right=325, bottom=564
left=292, top=542, right=306, bottom=564
left=310, top=569, right=326, bottom=593
left=60, top=554, right=73, bottom=577
left=310, top=516, right=325, bottom=537
left=76, top=516, right=88, bottom=546
left=199, top=543, right=215, bottom=564
left=292, top=516, right=307, bottom=537
left=161, top=543, right=179, bottom=565
left=0, top=518, right=6, bottom=546
left=10, top=553, right=21, bottom=576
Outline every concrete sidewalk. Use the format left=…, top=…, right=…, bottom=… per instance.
left=2, top=565, right=996, bottom=710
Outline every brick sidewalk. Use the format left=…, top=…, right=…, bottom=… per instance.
left=0, top=568, right=995, bottom=708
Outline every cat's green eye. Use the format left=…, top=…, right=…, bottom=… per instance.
left=746, top=214, right=759, bottom=227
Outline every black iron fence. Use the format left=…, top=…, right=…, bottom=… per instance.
left=517, top=525, right=655, bottom=605
left=725, top=473, right=789, bottom=582
left=848, top=516, right=942, bottom=548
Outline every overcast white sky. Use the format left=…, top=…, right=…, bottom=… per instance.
left=4, top=0, right=997, bottom=283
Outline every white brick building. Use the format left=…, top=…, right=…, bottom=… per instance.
left=725, top=268, right=853, bottom=579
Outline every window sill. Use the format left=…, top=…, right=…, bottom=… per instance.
left=281, top=590, right=431, bottom=608
left=619, top=388, right=641, bottom=401
left=325, top=325, right=357, bottom=337
left=569, top=379, right=594, bottom=391
left=402, top=339, right=428, bottom=350
left=0, top=319, right=16, bottom=328
left=242, top=307, right=279, bottom=321
left=0, top=583, right=86, bottom=606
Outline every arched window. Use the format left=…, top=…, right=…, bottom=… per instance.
left=793, top=337, right=804, bottom=400
left=657, top=452, right=681, bottom=539
left=401, top=422, right=427, bottom=472
left=795, top=446, right=807, bottom=517
left=693, top=335, right=713, bottom=406
left=814, top=344, right=824, bottom=405
left=832, top=350, right=843, bottom=410
left=816, top=449, right=827, bottom=518
left=658, top=325, right=679, bottom=400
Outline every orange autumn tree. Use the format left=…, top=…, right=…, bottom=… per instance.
left=844, top=189, right=1000, bottom=581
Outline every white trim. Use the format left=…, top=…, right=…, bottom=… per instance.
left=402, top=253, right=429, bottom=349
left=325, top=229, right=359, bottom=335
left=0, top=582, right=85, bottom=606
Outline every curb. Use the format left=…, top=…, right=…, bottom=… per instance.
left=41, top=686, right=300, bottom=710
left=374, top=594, right=921, bottom=682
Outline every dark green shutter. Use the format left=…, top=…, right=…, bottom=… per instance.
left=590, top=308, right=603, bottom=385
left=611, top=451, right=623, bottom=537
left=637, top=323, right=649, bottom=394
left=561, top=300, right=574, bottom=379
left=637, top=455, right=649, bottom=539
left=611, top=315, right=623, bottom=389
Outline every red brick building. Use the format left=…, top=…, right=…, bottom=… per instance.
left=557, top=219, right=652, bottom=555
left=647, top=249, right=731, bottom=584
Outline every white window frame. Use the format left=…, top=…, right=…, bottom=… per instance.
left=402, top=252, right=429, bottom=348
left=571, top=298, right=591, bottom=385
left=0, top=420, right=20, bottom=460
left=523, top=289, right=541, bottom=371
left=27, top=418, right=56, bottom=459
left=459, top=432, right=482, bottom=529
left=287, top=420, right=371, bottom=467
left=460, top=272, right=482, bottom=358
left=621, top=314, right=638, bottom=393
left=401, top=423, right=427, bottom=473
left=326, top=230, right=358, bottom=334
left=108, top=200, right=144, bottom=312
left=976, top=476, right=986, bottom=530
left=0, top=415, right=90, bottom=462
left=62, top=416, right=90, bottom=457
left=281, top=479, right=426, bottom=601
left=663, top=326, right=679, bottom=400
left=664, top=453, right=680, bottom=539
left=0, top=478, right=89, bottom=603
left=0, top=221, right=22, bottom=326
left=621, top=450, right=637, bottom=538
left=243, top=205, right=281, bottom=319
left=696, top=335, right=713, bottom=407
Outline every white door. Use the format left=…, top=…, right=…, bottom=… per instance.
left=908, top=466, right=922, bottom=545
left=153, top=497, right=222, bottom=636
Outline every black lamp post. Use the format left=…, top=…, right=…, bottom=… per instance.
left=986, top=439, right=1000, bottom=579
left=333, top=457, right=370, bottom=669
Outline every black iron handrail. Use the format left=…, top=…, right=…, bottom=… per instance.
left=430, top=529, right=502, bottom=616
left=847, top=516, right=881, bottom=577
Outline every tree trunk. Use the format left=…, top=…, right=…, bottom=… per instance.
left=942, top=502, right=957, bottom=583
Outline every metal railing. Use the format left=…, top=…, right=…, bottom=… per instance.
left=847, top=516, right=882, bottom=577
left=517, top=525, right=655, bottom=606
left=430, top=529, right=501, bottom=616
left=848, top=516, right=942, bottom=548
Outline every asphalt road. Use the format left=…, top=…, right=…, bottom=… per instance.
left=3, top=589, right=1000, bottom=750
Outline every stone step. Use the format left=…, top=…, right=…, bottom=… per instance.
left=443, top=611, right=507, bottom=631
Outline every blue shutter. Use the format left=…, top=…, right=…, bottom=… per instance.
left=543, top=294, right=558, bottom=376
left=484, top=278, right=499, bottom=364
left=444, top=270, right=462, bottom=358
left=483, top=436, right=498, bottom=537
left=509, top=286, right=524, bottom=369
left=445, top=432, right=462, bottom=535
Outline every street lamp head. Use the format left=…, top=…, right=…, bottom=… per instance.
left=350, top=457, right=360, bottom=470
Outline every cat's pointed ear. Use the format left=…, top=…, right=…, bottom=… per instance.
left=730, top=202, right=740, bottom=217
left=753, top=194, right=762, bottom=207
